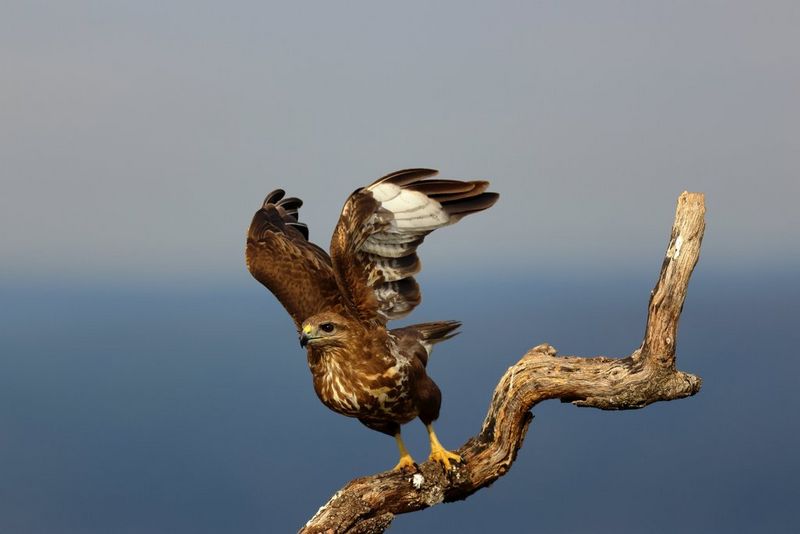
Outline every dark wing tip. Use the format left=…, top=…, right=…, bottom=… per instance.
left=250, top=189, right=310, bottom=242
left=263, top=189, right=286, bottom=208
left=276, top=196, right=303, bottom=222
left=443, top=191, right=499, bottom=216
left=412, top=179, right=492, bottom=203
left=277, top=196, right=303, bottom=211
left=371, top=168, right=439, bottom=187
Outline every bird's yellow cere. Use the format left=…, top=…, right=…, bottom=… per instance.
left=303, top=324, right=312, bottom=334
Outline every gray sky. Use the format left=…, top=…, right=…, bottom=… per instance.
left=2, top=1, right=798, bottom=282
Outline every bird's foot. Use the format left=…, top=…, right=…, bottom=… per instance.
left=393, top=453, right=418, bottom=472
left=428, top=445, right=462, bottom=470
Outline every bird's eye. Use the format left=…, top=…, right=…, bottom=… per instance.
left=320, top=322, right=335, bottom=333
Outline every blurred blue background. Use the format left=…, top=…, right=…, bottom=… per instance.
left=2, top=1, right=798, bottom=532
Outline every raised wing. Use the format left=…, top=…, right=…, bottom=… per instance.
left=330, top=169, right=498, bottom=323
left=246, top=189, right=344, bottom=328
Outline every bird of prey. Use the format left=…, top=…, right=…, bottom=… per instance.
left=245, top=169, right=498, bottom=470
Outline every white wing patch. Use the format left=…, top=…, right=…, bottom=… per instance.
left=370, top=182, right=401, bottom=202
left=362, top=237, right=422, bottom=258
left=335, top=171, right=497, bottom=322
left=369, top=183, right=452, bottom=232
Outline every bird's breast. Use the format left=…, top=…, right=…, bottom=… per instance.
left=310, top=350, right=417, bottom=422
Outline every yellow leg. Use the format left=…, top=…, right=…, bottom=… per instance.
left=426, top=424, right=462, bottom=470
left=393, top=433, right=416, bottom=471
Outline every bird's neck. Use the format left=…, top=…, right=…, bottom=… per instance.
left=306, top=344, right=347, bottom=369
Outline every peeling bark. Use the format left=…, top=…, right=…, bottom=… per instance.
left=300, top=192, right=705, bottom=534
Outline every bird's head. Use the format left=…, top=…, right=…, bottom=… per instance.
left=299, top=312, right=351, bottom=349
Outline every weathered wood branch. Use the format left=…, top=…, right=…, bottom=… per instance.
left=300, top=192, right=705, bottom=534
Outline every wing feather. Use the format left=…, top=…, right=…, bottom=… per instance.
left=330, top=169, right=499, bottom=323
left=246, top=190, right=344, bottom=328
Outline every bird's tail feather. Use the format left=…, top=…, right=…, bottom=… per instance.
left=409, top=320, right=461, bottom=344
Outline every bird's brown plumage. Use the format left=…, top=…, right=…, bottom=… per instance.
left=246, top=169, right=498, bottom=470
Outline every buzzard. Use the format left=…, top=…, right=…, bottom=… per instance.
left=245, top=169, right=498, bottom=470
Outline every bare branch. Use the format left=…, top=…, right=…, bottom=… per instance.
left=640, top=191, right=706, bottom=368
left=300, top=193, right=705, bottom=534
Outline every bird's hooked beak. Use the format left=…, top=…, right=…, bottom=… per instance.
left=299, top=324, right=312, bottom=348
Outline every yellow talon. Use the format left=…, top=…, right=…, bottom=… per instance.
left=429, top=445, right=462, bottom=470
left=392, top=433, right=417, bottom=471
left=426, top=424, right=462, bottom=470
left=393, top=453, right=417, bottom=471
